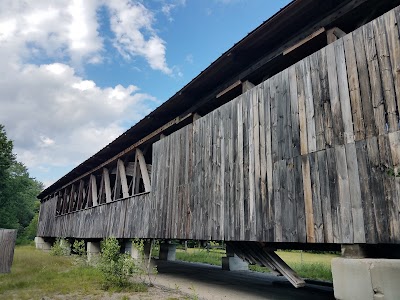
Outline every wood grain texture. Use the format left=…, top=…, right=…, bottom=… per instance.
left=0, top=229, right=17, bottom=273
left=38, top=6, right=400, bottom=245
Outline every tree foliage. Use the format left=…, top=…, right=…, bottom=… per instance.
left=0, top=124, right=43, bottom=242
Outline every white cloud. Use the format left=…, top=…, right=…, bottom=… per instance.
left=0, top=0, right=187, bottom=186
left=161, top=0, right=186, bottom=22
left=0, top=61, right=156, bottom=172
left=107, top=0, right=172, bottom=74
left=0, top=0, right=174, bottom=73
left=0, top=0, right=103, bottom=66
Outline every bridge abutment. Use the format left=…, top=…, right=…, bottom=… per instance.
left=124, top=239, right=152, bottom=261
left=34, top=237, right=51, bottom=251
left=124, top=240, right=141, bottom=259
left=87, top=241, right=101, bottom=261
left=222, top=244, right=248, bottom=271
left=159, top=242, right=176, bottom=261
left=332, top=258, right=400, bottom=300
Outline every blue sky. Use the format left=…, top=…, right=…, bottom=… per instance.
left=0, top=0, right=290, bottom=187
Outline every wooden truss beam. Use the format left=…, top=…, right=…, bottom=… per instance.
left=136, top=149, right=151, bottom=192
left=57, top=113, right=192, bottom=193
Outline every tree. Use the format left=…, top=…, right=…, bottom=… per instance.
left=0, top=124, right=43, bottom=241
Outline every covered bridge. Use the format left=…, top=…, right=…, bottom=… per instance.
left=37, top=0, right=400, bottom=297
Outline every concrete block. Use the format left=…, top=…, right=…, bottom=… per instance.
left=124, top=241, right=142, bottom=259
left=143, top=240, right=152, bottom=260
left=34, top=237, right=51, bottom=251
left=87, top=241, right=101, bottom=262
left=332, top=258, right=400, bottom=300
left=222, top=255, right=249, bottom=271
left=159, top=243, right=176, bottom=261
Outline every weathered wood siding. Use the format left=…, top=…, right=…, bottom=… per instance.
left=0, top=229, right=17, bottom=273
left=37, top=193, right=150, bottom=238
left=38, top=7, right=400, bottom=245
left=150, top=125, right=193, bottom=239
left=150, top=7, right=400, bottom=244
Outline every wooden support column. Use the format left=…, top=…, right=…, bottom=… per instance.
left=193, top=113, right=201, bottom=122
left=76, top=180, right=84, bottom=210
left=327, top=27, right=346, bottom=44
left=102, top=168, right=112, bottom=203
left=130, top=151, right=139, bottom=195
left=90, top=175, right=98, bottom=206
left=137, top=149, right=151, bottom=192
left=68, top=184, right=76, bottom=212
left=242, top=80, right=255, bottom=93
left=117, top=159, right=129, bottom=198
left=62, top=188, right=68, bottom=214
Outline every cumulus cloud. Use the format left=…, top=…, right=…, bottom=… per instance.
left=0, top=61, right=155, bottom=171
left=0, top=0, right=173, bottom=72
left=0, top=0, right=180, bottom=186
left=0, top=0, right=103, bottom=66
left=106, top=1, right=171, bottom=74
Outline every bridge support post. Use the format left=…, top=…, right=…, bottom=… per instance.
left=87, top=241, right=101, bottom=262
left=332, top=258, right=400, bottom=300
left=222, top=244, right=248, bottom=271
left=159, top=242, right=176, bottom=261
left=34, top=237, right=51, bottom=251
left=124, top=240, right=141, bottom=259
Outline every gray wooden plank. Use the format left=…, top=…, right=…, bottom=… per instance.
left=363, top=22, right=387, bottom=136
left=263, top=80, right=274, bottom=241
left=366, top=137, right=390, bottom=243
left=258, top=84, right=268, bottom=241
left=309, top=152, right=324, bottom=243
left=301, top=155, right=315, bottom=242
left=304, top=57, right=317, bottom=153
left=288, top=65, right=300, bottom=157
left=316, top=150, right=334, bottom=243
left=345, top=142, right=366, bottom=243
left=294, top=155, right=306, bottom=243
left=309, top=51, right=326, bottom=151
left=352, top=27, right=377, bottom=138
left=320, top=48, right=335, bottom=148
left=326, top=42, right=345, bottom=145
left=296, top=60, right=309, bottom=155
left=335, top=38, right=355, bottom=144
left=334, top=145, right=354, bottom=243
left=373, top=15, right=399, bottom=133
left=386, top=8, right=400, bottom=128
left=326, top=148, right=342, bottom=243
left=273, top=160, right=283, bottom=242
left=343, top=33, right=366, bottom=141
left=388, top=131, right=400, bottom=242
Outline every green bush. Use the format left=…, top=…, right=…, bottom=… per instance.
left=50, top=238, right=71, bottom=256
left=72, top=240, right=86, bottom=257
left=99, top=237, right=142, bottom=291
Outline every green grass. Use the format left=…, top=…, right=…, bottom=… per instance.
left=0, top=245, right=147, bottom=300
left=176, top=248, right=224, bottom=266
left=175, top=248, right=337, bottom=282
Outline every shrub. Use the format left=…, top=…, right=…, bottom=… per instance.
left=50, top=238, right=71, bottom=256
left=72, top=240, right=86, bottom=256
left=98, top=237, right=136, bottom=290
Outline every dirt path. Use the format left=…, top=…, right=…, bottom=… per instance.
left=152, top=260, right=335, bottom=300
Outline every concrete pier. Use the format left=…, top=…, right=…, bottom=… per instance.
left=222, top=244, right=248, bottom=271
left=332, top=258, right=400, bottom=300
left=159, top=242, right=176, bottom=261
left=87, top=241, right=101, bottom=261
left=124, top=240, right=142, bottom=259
left=34, top=236, right=51, bottom=251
